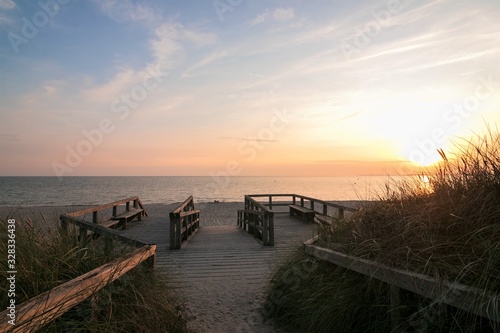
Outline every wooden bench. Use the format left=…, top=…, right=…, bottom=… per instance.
left=289, top=204, right=315, bottom=222
left=109, top=208, right=144, bottom=230
left=315, top=214, right=333, bottom=225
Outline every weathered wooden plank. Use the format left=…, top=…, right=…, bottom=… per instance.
left=0, top=245, right=156, bottom=333
left=60, top=215, right=149, bottom=248
left=289, top=204, right=315, bottom=223
left=100, top=219, right=122, bottom=229
left=315, top=214, right=333, bottom=225
left=179, top=209, right=200, bottom=217
left=110, top=208, right=143, bottom=220
left=289, top=204, right=315, bottom=214
left=173, top=195, right=194, bottom=214
left=237, top=209, right=267, bottom=215
left=304, top=243, right=500, bottom=323
left=67, top=197, right=139, bottom=217
left=247, top=194, right=358, bottom=212
left=170, top=197, right=200, bottom=249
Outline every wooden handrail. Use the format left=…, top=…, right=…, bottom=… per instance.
left=239, top=195, right=274, bottom=246
left=244, top=195, right=272, bottom=212
left=247, top=193, right=357, bottom=212
left=173, top=195, right=195, bottom=214
left=170, top=196, right=200, bottom=249
left=246, top=194, right=357, bottom=223
left=304, top=239, right=499, bottom=326
left=67, top=196, right=148, bottom=218
left=179, top=209, right=201, bottom=218
left=60, top=215, right=150, bottom=248
left=0, top=245, right=156, bottom=333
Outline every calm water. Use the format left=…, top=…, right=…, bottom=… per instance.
left=0, top=176, right=403, bottom=206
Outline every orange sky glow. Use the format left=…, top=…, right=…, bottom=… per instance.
left=0, top=1, right=499, bottom=177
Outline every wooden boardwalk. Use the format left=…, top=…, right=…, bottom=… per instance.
left=120, top=203, right=318, bottom=333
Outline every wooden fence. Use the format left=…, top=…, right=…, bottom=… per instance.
left=169, top=196, right=200, bottom=249
left=247, top=193, right=357, bottom=220
left=304, top=236, right=500, bottom=330
left=0, top=198, right=155, bottom=333
left=66, top=196, right=148, bottom=230
left=237, top=194, right=357, bottom=246
left=238, top=195, right=275, bottom=246
left=0, top=245, right=156, bottom=333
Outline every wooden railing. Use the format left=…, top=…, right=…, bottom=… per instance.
left=66, top=196, right=148, bottom=230
left=169, top=196, right=200, bottom=249
left=238, top=194, right=357, bottom=246
left=0, top=245, right=156, bottom=333
left=237, top=195, right=275, bottom=246
left=0, top=199, right=156, bottom=333
left=303, top=236, right=500, bottom=330
left=247, top=193, right=357, bottom=220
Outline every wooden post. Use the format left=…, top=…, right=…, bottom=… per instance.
left=269, top=196, right=273, bottom=210
left=60, top=217, right=68, bottom=235
left=263, top=215, right=269, bottom=246
left=104, top=236, right=113, bottom=257
left=268, top=213, right=274, bottom=246
left=92, top=211, right=98, bottom=223
left=339, top=208, right=345, bottom=219
left=126, top=201, right=130, bottom=211
left=390, top=284, right=401, bottom=330
left=170, top=212, right=179, bottom=249
left=133, top=199, right=138, bottom=209
left=292, top=195, right=296, bottom=205
left=311, top=201, right=315, bottom=211
left=323, top=204, right=327, bottom=216
left=247, top=213, right=252, bottom=233
left=112, top=206, right=117, bottom=217
left=79, top=226, right=88, bottom=245
left=145, top=252, right=156, bottom=269
left=253, top=215, right=258, bottom=238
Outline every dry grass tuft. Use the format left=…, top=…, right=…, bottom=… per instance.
left=265, top=130, right=500, bottom=332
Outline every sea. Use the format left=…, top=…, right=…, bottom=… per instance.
left=0, top=176, right=406, bottom=206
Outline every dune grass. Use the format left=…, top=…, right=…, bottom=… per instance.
left=0, top=216, right=187, bottom=333
left=264, top=131, right=500, bottom=332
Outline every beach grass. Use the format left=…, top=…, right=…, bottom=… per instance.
left=0, top=216, right=187, bottom=332
left=264, top=130, right=500, bottom=332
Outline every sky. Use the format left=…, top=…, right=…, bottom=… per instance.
left=0, top=0, right=499, bottom=177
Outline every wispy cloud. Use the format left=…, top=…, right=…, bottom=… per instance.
left=85, top=19, right=215, bottom=102
left=181, top=50, right=229, bottom=78
left=0, top=0, right=15, bottom=26
left=0, top=0, right=15, bottom=10
left=91, top=0, right=160, bottom=25
left=248, top=7, right=295, bottom=26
